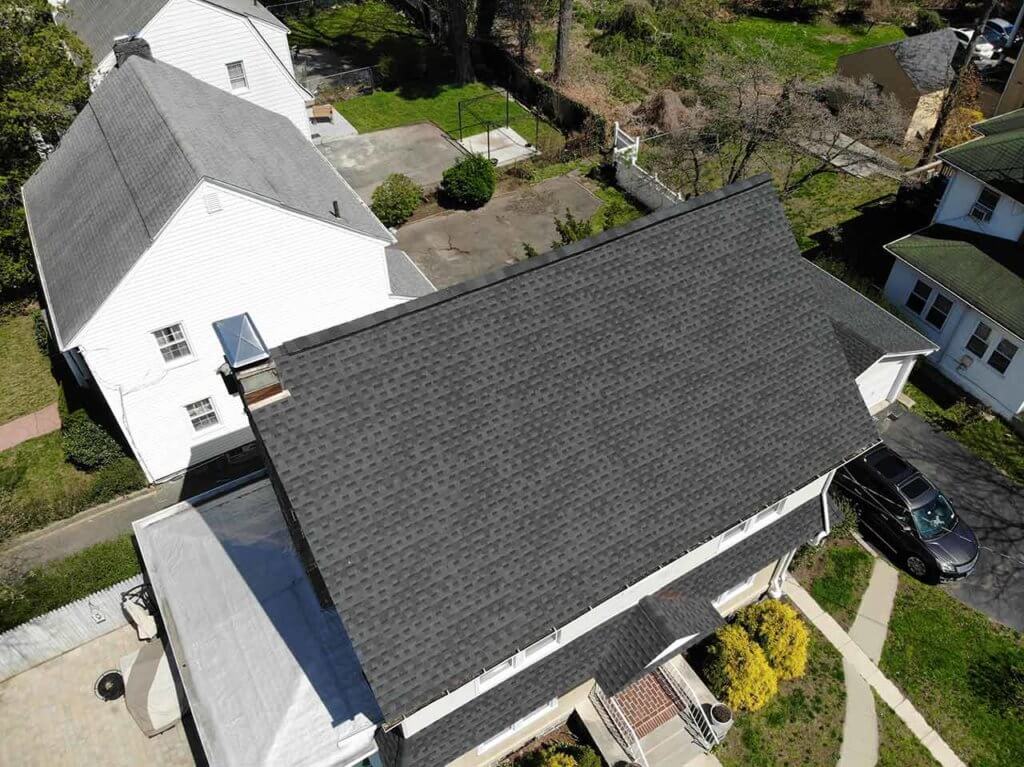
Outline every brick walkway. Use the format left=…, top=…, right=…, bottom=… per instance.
left=613, top=672, right=680, bottom=738
left=0, top=402, right=60, bottom=452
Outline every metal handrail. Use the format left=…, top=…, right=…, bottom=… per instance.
left=656, top=664, right=720, bottom=751
left=589, top=686, right=650, bottom=767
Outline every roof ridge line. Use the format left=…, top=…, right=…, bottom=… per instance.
left=126, top=58, right=202, bottom=181
left=277, top=174, right=775, bottom=357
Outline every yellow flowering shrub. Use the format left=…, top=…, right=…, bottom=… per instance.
left=704, top=623, right=778, bottom=712
left=736, top=598, right=809, bottom=680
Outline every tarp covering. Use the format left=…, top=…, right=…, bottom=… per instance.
left=119, top=639, right=189, bottom=736
left=134, top=480, right=381, bottom=767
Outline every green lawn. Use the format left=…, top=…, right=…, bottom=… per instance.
left=904, top=380, right=1024, bottom=486
left=0, top=312, right=58, bottom=424
left=875, top=691, right=941, bottom=767
left=793, top=538, right=874, bottom=629
left=880, top=575, right=1024, bottom=767
left=716, top=626, right=846, bottom=767
left=0, top=534, right=140, bottom=632
left=721, top=17, right=905, bottom=78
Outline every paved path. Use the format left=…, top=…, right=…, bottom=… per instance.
left=787, top=576, right=965, bottom=767
left=881, top=410, right=1024, bottom=630
left=838, top=558, right=900, bottom=767
left=0, top=403, right=60, bottom=452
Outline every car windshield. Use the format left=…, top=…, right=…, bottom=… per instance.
left=910, top=494, right=957, bottom=540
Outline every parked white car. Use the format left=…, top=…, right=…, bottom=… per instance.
left=954, top=27, right=996, bottom=59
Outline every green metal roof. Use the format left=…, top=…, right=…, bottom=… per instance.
left=888, top=225, right=1024, bottom=338
left=973, top=108, right=1024, bottom=137
left=940, top=127, right=1024, bottom=199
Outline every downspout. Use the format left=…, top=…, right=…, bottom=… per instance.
left=813, top=468, right=838, bottom=546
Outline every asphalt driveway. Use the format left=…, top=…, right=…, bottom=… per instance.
left=398, top=174, right=602, bottom=289
left=880, top=410, right=1024, bottom=630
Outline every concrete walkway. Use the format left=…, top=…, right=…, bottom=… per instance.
left=838, top=558, right=900, bottom=767
left=786, top=576, right=965, bottom=767
left=0, top=402, right=60, bottom=452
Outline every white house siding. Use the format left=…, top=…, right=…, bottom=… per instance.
left=93, top=0, right=309, bottom=136
left=934, top=170, right=1024, bottom=241
left=399, top=473, right=832, bottom=739
left=884, top=260, right=1024, bottom=418
left=856, top=355, right=917, bottom=414
left=251, top=17, right=295, bottom=75
left=73, top=181, right=400, bottom=482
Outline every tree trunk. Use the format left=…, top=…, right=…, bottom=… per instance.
left=920, top=0, right=998, bottom=164
left=447, top=0, right=474, bottom=84
left=553, top=0, right=573, bottom=83
left=476, top=0, right=498, bottom=39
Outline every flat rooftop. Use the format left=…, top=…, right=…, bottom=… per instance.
left=134, top=479, right=381, bottom=767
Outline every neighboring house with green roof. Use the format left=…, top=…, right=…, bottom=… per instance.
left=883, top=109, right=1024, bottom=419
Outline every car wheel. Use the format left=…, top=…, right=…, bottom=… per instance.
left=905, top=555, right=929, bottom=579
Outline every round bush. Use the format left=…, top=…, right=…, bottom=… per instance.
left=371, top=173, right=422, bottom=228
left=87, top=458, right=147, bottom=504
left=440, top=154, right=496, bottom=209
left=704, top=624, right=778, bottom=712
left=916, top=9, right=943, bottom=33
left=735, top=599, right=809, bottom=680
left=539, top=752, right=576, bottom=767
left=61, top=410, right=126, bottom=469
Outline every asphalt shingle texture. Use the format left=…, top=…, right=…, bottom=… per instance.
left=888, top=224, right=1024, bottom=338
left=940, top=125, right=1024, bottom=200
left=888, top=28, right=958, bottom=93
left=799, top=259, right=937, bottom=376
left=23, top=55, right=388, bottom=345
left=252, top=176, right=881, bottom=722
left=60, top=0, right=285, bottom=65
left=385, top=247, right=435, bottom=298
left=375, top=497, right=826, bottom=767
left=973, top=107, right=1024, bottom=137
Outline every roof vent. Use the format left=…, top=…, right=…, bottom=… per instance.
left=213, top=313, right=284, bottom=407
left=204, top=191, right=222, bottom=214
left=113, top=36, right=152, bottom=67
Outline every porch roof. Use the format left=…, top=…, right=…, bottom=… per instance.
left=887, top=224, right=1024, bottom=339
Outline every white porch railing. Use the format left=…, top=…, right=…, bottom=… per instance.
left=656, top=662, right=721, bottom=752
left=589, top=684, right=650, bottom=767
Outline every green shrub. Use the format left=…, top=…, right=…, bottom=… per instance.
left=31, top=310, right=49, bottom=354
left=916, top=9, right=943, bottom=33
left=370, top=173, right=422, bottom=228
left=557, top=745, right=600, bottom=767
left=552, top=208, right=593, bottom=248
left=539, top=752, right=576, bottom=767
left=440, top=155, right=496, bottom=209
left=704, top=623, right=778, bottom=711
left=87, top=458, right=146, bottom=505
left=735, top=599, right=809, bottom=680
left=61, top=409, right=126, bottom=469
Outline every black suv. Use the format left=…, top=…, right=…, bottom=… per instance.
left=833, top=444, right=979, bottom=582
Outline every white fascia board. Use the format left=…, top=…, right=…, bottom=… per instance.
left=400, top=474, right=831, bottom=738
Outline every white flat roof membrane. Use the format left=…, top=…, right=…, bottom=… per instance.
left=134, top=479, right=381, bottom=767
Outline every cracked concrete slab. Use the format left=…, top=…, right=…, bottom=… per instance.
left=397, top=175, right=603, bottom=289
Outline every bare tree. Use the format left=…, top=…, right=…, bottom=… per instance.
left=505, top=0, right=538, bottom=61
left=447, top=0, right=474, bottom=84
left=553, top=0, right=573, bottom=83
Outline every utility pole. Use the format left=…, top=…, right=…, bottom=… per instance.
left=920, top=0, right=999, bottom=164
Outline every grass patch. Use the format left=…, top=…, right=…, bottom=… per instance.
left=0, top=312, right=58, bottom=424
left=589, top=180, right=646, bottom=233
left=715, top=623, right=845, bottom=767
left=721, top=17, right=905, bottom=78
left=904, top=380, right=1024, bottom=486
left=875, top=691, right=941, bottom=767
left=880, top=575, right=1024, bottom=767
left=793, top=537, right=874, bottom=629
left=0, top=534, right=140, bottom=632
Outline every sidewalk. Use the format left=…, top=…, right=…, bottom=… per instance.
left=786, top=576, right=965, bottom=767
left=0, top=403, right=60, bottom=452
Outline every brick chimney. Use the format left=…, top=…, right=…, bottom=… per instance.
left=113, top=36, right=152, bottom=68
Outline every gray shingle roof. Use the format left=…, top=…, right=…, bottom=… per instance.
left=59, top=0, right=285, bottom=65
left=799, top=259, right=937, bottom=376
left=375, top=496, right=825, bottom=767
left=249, top=176, right=881, bottom=723
left=385, top=247, right=435, bottom=298
left=889, top=29, right=959, bottom=93
left=24, top=55, right=389, bottom=346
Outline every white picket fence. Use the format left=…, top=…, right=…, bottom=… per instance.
left=612, top=122, right=684, bottom=211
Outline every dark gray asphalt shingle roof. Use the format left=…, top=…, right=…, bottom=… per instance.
left=375, top=497, right=825, bottom=767
left=889, top=28, right=958, bottom=93
left=250, top=176, right=881, bottom=722
left=60, top=0, right=285, bottom=65
left=24, top=56, right=389, bottom=346
left=799, top=259, right=937, bottom=376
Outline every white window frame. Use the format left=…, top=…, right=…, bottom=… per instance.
left=905, top=280, right=932, bottom=315
left=185, top=397, right=220, bottom=433
left=226, top=60, right=248, bottom=91
left=476, top=630, right=562, bottom=694
left=475, top=699, right=558, bottom=754
left=152, top=323, right=192, bottom=365
left=924, top=292, right=953, bottom=330
left=718, top=497, right=788, bottom=553
left=712, top=574, right=756, bottom=609
left=969, top=188, right=1000, bottom=223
